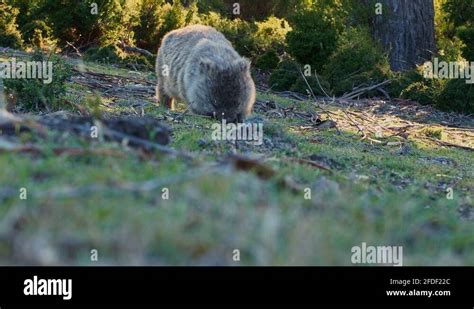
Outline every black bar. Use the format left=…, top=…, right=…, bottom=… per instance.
left=0, top=267, right=473, bottom=306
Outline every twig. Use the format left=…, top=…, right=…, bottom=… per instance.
left=341, top=80, right=391, bottom=100
left=296, top=65, right=341, bottom=134
left=118, top=41, right=154, bottom=58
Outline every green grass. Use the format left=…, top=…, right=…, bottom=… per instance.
left=0, top=58, right=473, bottom=266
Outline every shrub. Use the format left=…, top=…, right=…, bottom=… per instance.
left=421, top=128, right=444, bottom=140
left=134, top=0, right=199, bottom=51
left=4, top=51, right=72, bottom=112
left=202, top=12, right=256, bottom=57
left=0, top=1, right=23, bottom=48
left=268, top=59, right=330, bottom=96
left=31, top=0, right=139, bottom=48
left=400, top=81, right=444, bottom=106
left=255, top=50, right=280, bottom=70
left=290, top=74, right=331, bottom=97
left=84, top=45, right=121, bottom=64
left=457, top=26, right=474, bottom=61
left=254, top=16, right=292, bottom=53
left=286, top=8, right=340, bottom=71
left=322, top=27, right=391, bottom=96
left=387, top=69, right=425, bottom=98
left=20, top=20, right=57, bottom=50
left=268, top=60, right=299, bottom=91
left=436, top=79, right=474, bottom=114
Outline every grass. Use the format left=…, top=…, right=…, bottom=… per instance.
left=0, top=55, right=473, bottom=266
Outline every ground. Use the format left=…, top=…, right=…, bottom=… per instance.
left=0, top=49, right=473, bottom=265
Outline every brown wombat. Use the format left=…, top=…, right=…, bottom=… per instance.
left=156, top=25, right=256, bottom=122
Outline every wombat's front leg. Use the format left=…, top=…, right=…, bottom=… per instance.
left=156, top=85, right=175, bottom=110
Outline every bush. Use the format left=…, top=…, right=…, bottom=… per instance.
left=0, top=1, right=23, bottom=48
left=202, top=12, right=256, bottom=57
left=255, top=50, right=280, bottom=70
left=290, top=74, right=331, bottom=97
left=437, top=79, right=474, bottom=114
left=4, top=51, right=72, bottom=112
left=322, top=27, right=391, bottom=96
left=21, top=20, right=57, bottom=50
left=84, top=45, right=121, bottom=64
left=457, top=26, right=474, bottom=61
left=268, top=60, right=299, bottom=91
left=400, top=81, right=443, bottom=106
left=286, top=9, right=340, bottom=71
left=134, top=0, right=199, bottom=51
left=268, top=59, right=330, bottom=96
left=387, top=69, right=425, bottom=98
left=254, top=16, right=292, bottom=53
left=31, top=0, right=139, bottom=48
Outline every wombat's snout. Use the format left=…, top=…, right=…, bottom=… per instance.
left=210, top=111, right=244, bottom=123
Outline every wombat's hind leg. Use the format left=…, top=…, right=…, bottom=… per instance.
left=157, top=85, right=175, bottom=110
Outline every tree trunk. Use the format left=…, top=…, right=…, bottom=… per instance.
left=372, top=0, right=436, bottom=71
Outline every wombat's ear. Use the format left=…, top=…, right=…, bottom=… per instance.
left=199, top=58, right=214, bottom=72
left=234, top=58, right=251, bottom=72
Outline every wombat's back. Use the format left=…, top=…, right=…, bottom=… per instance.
left=156, top=25, right=234, bottom=101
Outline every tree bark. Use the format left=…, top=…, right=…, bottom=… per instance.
left=372, top=0, right=436, bottom=71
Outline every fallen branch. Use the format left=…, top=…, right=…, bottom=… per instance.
left=286, top=157, right=332, bottom=173
left=341, top=80, right=392, bottom=100
left=424, top=137, right=474, bottom=152
left=118, top=41, right=154, bottom=58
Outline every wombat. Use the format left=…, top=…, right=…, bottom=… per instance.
left=156, top=25, right=256, bottom=122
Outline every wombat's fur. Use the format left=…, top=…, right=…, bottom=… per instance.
left=156, top=25, right=256, bottom=122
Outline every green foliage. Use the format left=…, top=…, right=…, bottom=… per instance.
left=421, top=128, right=444, bottom=140
left=322, top=27, right=391, bottom=96
left=4, top=51, right=72, bottom=112
left=400, top=81, right=442, bottom=106
left=443, top=0, right=474, bottom=28
left=440, top=0, right=474, bottom=62
left=21, top=19, right=57, bottom=49
left=84, top=45, right=121, bottom=64
left=134, top=0, right=199, bottom=51
left=202, top=12, right=256, bottom=57
left=286, top=8, right=340, bottom=71
left=255, top=50, right=280, bottom=70
left=268, top=59, right=330, bottom=96
left=0, top=1, right=23, bottom=48
left=457, top=26, right=474, bottom=61
left=387, top=69, right=424, bottom=98
left=29, top=0, right=139, bottom=48
left=269, top=60, right=299, bottom=91
left=290, top=74, right=331, bottom=97
left=254, top=16, right=292, bottom=53
left=437, top=79, right=474, bottom=114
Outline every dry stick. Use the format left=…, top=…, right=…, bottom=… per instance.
left=341, top=80, right=392, bottom=100
left=65, top=41, right=83, bottom=57
left=118, top=41, right=154, bottom=58
left=101, top=126, right=193, bottom=160
left=296, top=66, right=341, bottom=134
left=296, top=66, right=374, bottom=139
left=423, top=137, right=474, bottom=152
